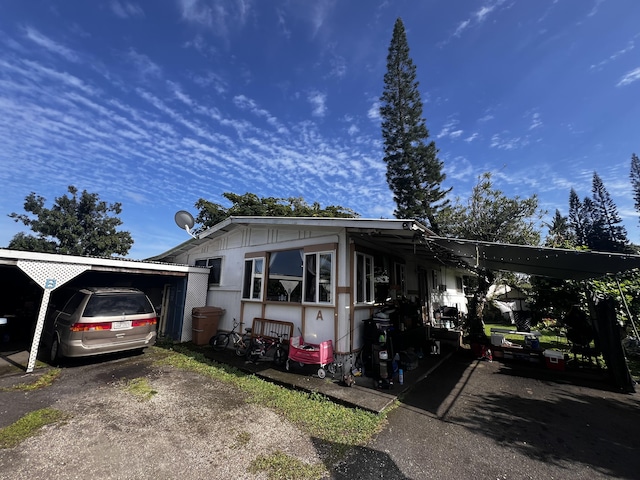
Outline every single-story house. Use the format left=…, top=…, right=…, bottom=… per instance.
left=150, top=216, right=470, bottom=364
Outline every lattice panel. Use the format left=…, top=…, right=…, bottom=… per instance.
left=18, top=260, right=90, bottom=290
left=181, top=271, right=210, bottom=342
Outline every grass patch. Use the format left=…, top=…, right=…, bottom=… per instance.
left=249, top=450, right=326, bottom=480
left=0, top=368, right=61, bottom=392
left=0, top=408, right=68, bottom=449
left=153, top=344, right=387, bottom=463
left=484, top=322, right=568, bottom=351
left=233, top=430, right=251, bottom=448
left=124, top=377, right=157, bottom=401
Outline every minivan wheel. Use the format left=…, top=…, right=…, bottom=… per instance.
left=50, top=337, right=61, bottom=364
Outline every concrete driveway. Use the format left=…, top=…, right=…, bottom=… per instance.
left=334, top=352, right=640, bottom=479
left=1, top=347, right=639, bottom=479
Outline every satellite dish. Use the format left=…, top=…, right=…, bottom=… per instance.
left=174, top=210, right=197, bottom=238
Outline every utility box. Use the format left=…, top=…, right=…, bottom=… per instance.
left=191, top=306, right=224, bottom=345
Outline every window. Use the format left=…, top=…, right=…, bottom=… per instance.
left=267, top=249, right=303, bottom=302
left=304, top=252, right=333, bottom=304
left=355, top=252, right=374, bottom=303
left=456, top=276, right=464, bottom=292
left=195, top=257, right=222, bottom=285
left=242, top=258, right=264, bottom=300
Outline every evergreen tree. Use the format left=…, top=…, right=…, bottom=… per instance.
left=588, top=172, right=629, bottom=252
left=630, top=153, right=640, bottom=224
left=545, top=209, right=574, bottom=248
left=379, top=18, right=450, bottom=234
left=568, top=188, right=589, bottom=247
left=8, top=186, right=133, bottom=257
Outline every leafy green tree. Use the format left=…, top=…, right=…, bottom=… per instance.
left=437, top=172, right=544, bottom=337
left=194, top=192, right=358, bottom=232
left=437, top=172, right=543, bottom=244
left=380, top=17, right=450, bottom=234
left=8, top=186, right=133, bottom=257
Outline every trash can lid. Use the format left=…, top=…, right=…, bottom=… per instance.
left=192, top=306, right=225, bottom=314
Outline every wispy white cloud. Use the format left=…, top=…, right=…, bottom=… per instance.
left=490, top=131, right=528, bottom=150
left=307, top=91, right=327, bottom=117
left=449, top=0, right=506, bottom=40
left=126, top=48, right=162, bottom=78
left=437, top=118, right=463, bottom=139
left=23, top=26, right=79, bottom=62
left=110, top=1, right=145, bottom=19
left=587, top=0, right=605, bottom=17
left=464, top=132, right=479, bottom=143
left=367, top=100, right=380, bottom=122
left=528, top=112, right=542, bottom=130
left=590, top=40, right=635, bottom=71
left=177, top=0, right=250, bottom=36
left=617, top=67, right=640, bottom=87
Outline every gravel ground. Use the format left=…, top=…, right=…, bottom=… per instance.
left=0, top=349, right=321, bottom=479
left=1, top=348, right=639, bottom=480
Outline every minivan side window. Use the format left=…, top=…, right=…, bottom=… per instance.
left=62, top=293, right=85, bottom=315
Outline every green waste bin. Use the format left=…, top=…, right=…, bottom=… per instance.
left=191, top=306, right=225, bottom=345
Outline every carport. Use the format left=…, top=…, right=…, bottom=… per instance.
left=0, top=249, right=209, bottom=372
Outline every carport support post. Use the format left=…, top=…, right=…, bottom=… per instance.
left=26, top=288, right=53, bottom=373
left=17, top=260, right=90, bottom=373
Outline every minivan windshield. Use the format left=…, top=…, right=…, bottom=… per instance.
left=82, top=293, right=155, bottom=317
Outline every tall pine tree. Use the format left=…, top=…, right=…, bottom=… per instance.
left=630, top=153, right=640, bottom=225
left=589, top=172, right=629, bottom=252
left=380, top=18, right=449, bottom=234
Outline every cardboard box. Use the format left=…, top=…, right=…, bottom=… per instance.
left=543, top=349, right=565, bottom=371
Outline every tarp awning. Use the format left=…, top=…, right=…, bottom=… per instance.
left=427, top=237, right=640, bottom=280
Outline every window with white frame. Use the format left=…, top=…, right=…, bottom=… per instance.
left=242, top=257, right=264, bottom=300
left=195, top=257, right=222, bottom=285
left=304, top=251, right=333, bottom=303
left=355, top=252, right=374, bottom=303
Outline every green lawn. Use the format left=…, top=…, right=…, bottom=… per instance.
left=483, top=322, right=569, bottom=352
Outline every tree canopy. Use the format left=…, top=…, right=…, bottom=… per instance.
left=194, top=192, right=358, bottom=232
left=8, top=186, right=133, bottom=257
left=437, top=172, right=544, bottom=245
left=380, top=17, right=450, bottom=234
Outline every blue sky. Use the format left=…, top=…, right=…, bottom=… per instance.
left=1, top=1, right=639, bottom=260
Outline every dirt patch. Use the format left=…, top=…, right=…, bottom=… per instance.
left=0, top=351, right=324, bottom=479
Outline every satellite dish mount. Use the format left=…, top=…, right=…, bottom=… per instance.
left=174, top=210, right=197, bottom=239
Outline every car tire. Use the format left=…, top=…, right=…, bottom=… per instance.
left=50, top=336, right=61, bottom=365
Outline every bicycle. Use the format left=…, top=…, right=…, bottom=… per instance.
left=246, top=331, right=288, bottom=366
left=209, top=319, right=252, bottom=357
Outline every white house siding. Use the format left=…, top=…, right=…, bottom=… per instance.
left=162, top=219, right=468, bottom=357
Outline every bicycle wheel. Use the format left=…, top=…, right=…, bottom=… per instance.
left=273, top=347, right=286, bottom=367
left=209, top=333, right=229, bottom=352
left=234, top=335, right=250, bottom=357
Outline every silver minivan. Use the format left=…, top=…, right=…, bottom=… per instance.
left=45, top=287, right=157, bottom=362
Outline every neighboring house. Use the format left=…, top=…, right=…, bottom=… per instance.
left=487, top=284, right=530, bottom=322
left=150, top=216, right=469, bottom=362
